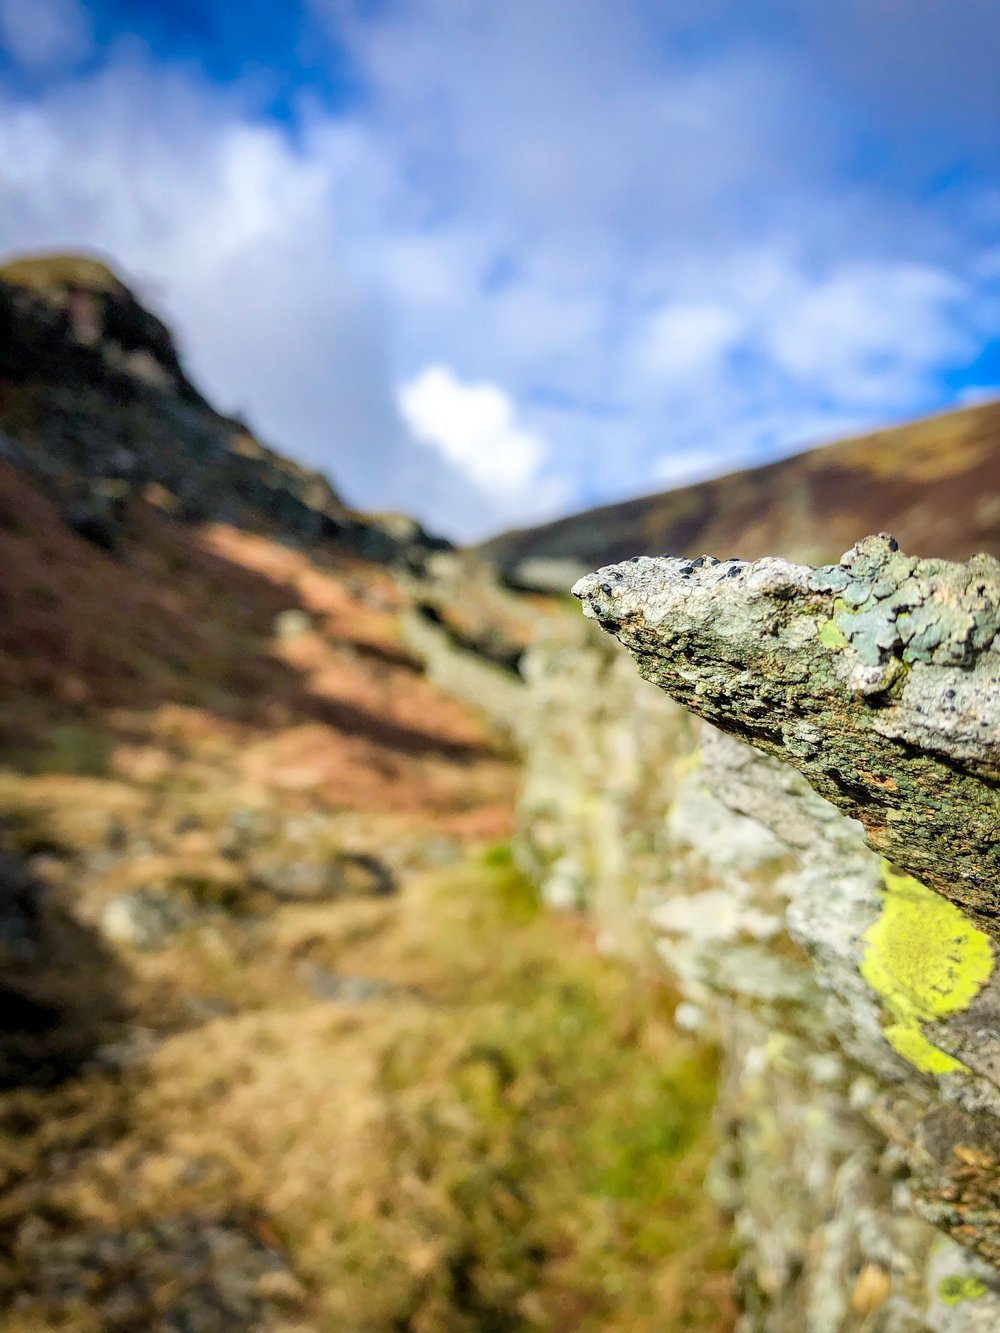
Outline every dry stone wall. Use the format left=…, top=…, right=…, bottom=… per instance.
left=514, top=537, right=1000, bottom=1332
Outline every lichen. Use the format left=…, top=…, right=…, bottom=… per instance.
left=816, top=618, right=847, bottom=650
left=937, top=1274, right=989, bottom=1305
left=860, top=862, right=993, bottom=1075
left=571, top=536, right=1000, bottom=923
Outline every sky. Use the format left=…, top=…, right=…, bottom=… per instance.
left=0, top=1, right=998, bottom=541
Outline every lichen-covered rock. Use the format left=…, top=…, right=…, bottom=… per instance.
left=507, top=536, right=1000, bottom=1330
left=572, top=536, right=999, bottom=921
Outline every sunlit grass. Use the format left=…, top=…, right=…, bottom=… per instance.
left=0, top=850, right=732, bottom=1333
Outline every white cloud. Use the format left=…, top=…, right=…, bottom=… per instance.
left=399, top=365, right=563, bottom=515
left=0, top=0, right=91, bottom=71
left=639, top=302, right=747, bottom=381
left=764, top=262, right=968, bottom=402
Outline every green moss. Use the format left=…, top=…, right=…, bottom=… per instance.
left=15, top=723, right=114, bottom=778
left=937, top=1274, right=989, bottom=1305
left=482, top=840, right=514, bottom=868
left=860, top=861, right=993, bottom=1075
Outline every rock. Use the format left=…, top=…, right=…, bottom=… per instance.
left=61, top=477, right=131, bottom=550
left=251, top=850, right=396, bottom=902
left=504, top=556, right=590, bottom=595
left=572, top=536, right=999, bottom=920
left=105, top=817, right=129, bottom=851
left=511, top=537, right=1000, bottom=1330
left=299, top=965, right=411, bottom=1004
left=272, top=609, right=313, bottom=641
left=13, top=1213, right=307, bottom=1331
left=100, top=889, right=192, bottom=951
left=0, top=851, right=45, bottom=960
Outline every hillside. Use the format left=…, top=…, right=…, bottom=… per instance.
left=482, top=400, right=1000, bottom=582
left=0, top=251, right=446, bottom=564
left=0, top=253, right=732, bottom=1331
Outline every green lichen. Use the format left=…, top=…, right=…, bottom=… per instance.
left=937, top=1274, right=989, bottom=1305
left=816, top=618, right=848, bottom=650
left=860, top=862, right=993, bottom=1076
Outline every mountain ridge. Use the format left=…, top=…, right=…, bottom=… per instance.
left=481, top=398, right=1000, bottom=580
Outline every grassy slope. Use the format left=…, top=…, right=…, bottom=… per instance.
left=482, top=399, right=1000, bottom=571
left=0, top=466, right=733, bottom=1333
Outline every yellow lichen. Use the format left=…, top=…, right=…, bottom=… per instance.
left=817, top=618, right=848, bottom=650
left=860, top=862, right=993, bottom=1076
left=937, top=1274, right=989, bottom=1305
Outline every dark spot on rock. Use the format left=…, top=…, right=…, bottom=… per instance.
left=945, top=689, right=956, bottom=700
left=600, top=582, right=613, bottom=595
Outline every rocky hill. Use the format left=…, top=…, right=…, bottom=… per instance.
left=482, top=401, right=1000, bottom=585
left=0, top=252, right=446, bottom=564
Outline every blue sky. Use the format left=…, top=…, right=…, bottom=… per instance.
left=1, top=0, right=999, bottom=540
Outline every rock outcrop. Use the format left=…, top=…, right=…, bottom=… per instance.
left=0, top=252, right=449, bottom=567
left=512, top=537, right=1000, bottom=1331
left=572, top=535, right=999, bottom=920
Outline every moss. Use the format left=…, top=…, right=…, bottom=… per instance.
left=19, top=724, right=114, bottom=778
left=482, top=840, right=514, bottom=868
left=937, top=1274, right=989, bottom=1305
left=860, top=861, right=993, bottom=1075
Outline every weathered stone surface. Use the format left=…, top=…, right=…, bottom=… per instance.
left=572, top=536, right=1000, bottom=923
left=504, top=537, right=1000, bottom=1329
left=400, top=551, right=539, bottom=737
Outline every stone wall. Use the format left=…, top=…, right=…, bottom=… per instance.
left=514, top=538, right=1000, bottom=1332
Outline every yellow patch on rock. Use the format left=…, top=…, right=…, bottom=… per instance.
left=860, top=862, right=993, bottom=1075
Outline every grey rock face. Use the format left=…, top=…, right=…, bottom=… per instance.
left=509, top=537, right=1000, bottom=1331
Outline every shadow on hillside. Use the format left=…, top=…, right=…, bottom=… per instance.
left=0, top=465, right=495, bottom=770
left=0, top=846, right=314, bottom=1330
left=0, top=854, right=132, bottom=1091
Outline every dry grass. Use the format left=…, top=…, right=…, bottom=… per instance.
left=0, top=465, right=733, bottom=1331
left=0, top=852, right=733, bottom=1333
left=0, top=253, right=124, bottom=296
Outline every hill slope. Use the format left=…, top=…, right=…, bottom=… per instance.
left=482, top=400, right=1000, bottom=579
left=0, top=251, right=446, bottom=564
left=0, top=252, right=732, bottom=1330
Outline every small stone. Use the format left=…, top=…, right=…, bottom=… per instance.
left=273, top=609, right=313, bottom=641
left=100, top=889, right=191, bottom=950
